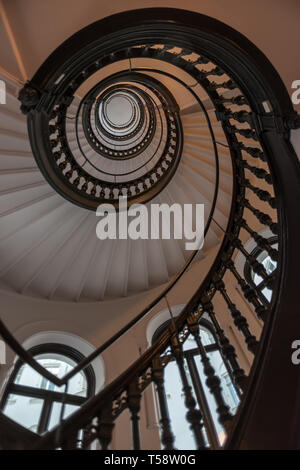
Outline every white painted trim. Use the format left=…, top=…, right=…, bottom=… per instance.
left=21, top=330, right=105, bottom=393
left=146, top=304, right=185, bottom=346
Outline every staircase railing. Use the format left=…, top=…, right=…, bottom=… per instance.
left=1, top=8, right=300, bottom=450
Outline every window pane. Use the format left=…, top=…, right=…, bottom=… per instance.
left=182, top=335, right=198, bottom=352
left=182, top=326, right=215, bottom=351
left=3, top=394, right=43, bottom=433
left=194, top=351, right=225, bottom=445
left=162, top=360, right=197, bottom=449
left=48, top=402, right=80, bottom=430
left=160, top=357, right=211, bottom=449
left=194, top=350, right=239, bottom=446
left=154, top=325, right=230, bottom=448
left=15, top=353, right=88, bottom=397
left=251, top=242, right=278, bottom=302
left=200, top=327, right=215, bottom=346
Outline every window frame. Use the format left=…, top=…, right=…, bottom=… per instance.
left=151, top=318, right=239, bottom=449
left=0, top=343, right=95, bottom=434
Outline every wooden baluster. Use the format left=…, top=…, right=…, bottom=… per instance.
left=135, top=183, right=141, bottom=195
left=201, top=295, right=247, bottom=394
left=221, top=109, right=251, bottom=124
left=152, top=356, right=175, bottom=450
left=237, top=176, right=277, bottom=209
left=237, top=159, right=273, bottom=184
left=235, top=216, right=278, bottom=262
left=170, top=333, right=206, bottom=449
left=227, top=125, right=258, bottom=141
left=204, top=66, right=224, bottom=77
left=108, top=186, right=114, bottom=200
left=208, top=79, right=236, bottom=91
left=222, top=253, right=267, bottom=321
left=213, top=274, right=258, bottom=354
left=216, top=95, right=247, bottom=106
left=81, top=423, right=94, bottom=449
left=238, top=196, right=278, bottom=235
left=238, top=143, right=266, bottom=162
left=232, top=239, right=276, bottom=305
left=190, top=55, right=210, bottom=66
left=126, top=184, right=132, bottom=198
left=187, top=313, right=233, bottom=434
left=97, top=402, right=115, bottom=450
left=232, top=238, right=269, bottom=280
left=127, top=378, right=142, bottom=450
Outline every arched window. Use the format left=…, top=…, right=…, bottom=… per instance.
left=152, top=319, right=239, bottom=449
left=244, top=236, right=278, bottom=302
left=0, top=343, right=95, bottom=434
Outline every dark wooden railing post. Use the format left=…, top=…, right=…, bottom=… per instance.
left=152, top=356, right=175, bottom=450
left=221, top=253, right=267, bottom=321
left=97, top=402, right=115, bottom=450
left=212, top=274, right=259, bottom=354
left=127, top=378, right=142, bottom=450
left=201, top=294, right=247, bottom=394
left=170, top=333, right=206, bottom=449
left=187, top=313, right=233, bottom=434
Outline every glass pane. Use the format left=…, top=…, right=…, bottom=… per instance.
left=163, top=360, right=197, bottom=450
left=194, top=350, right=240, bottom=446
left=154, top=325, right=232, bottom=448
left=199, top=327, right=216, bottom=346
left=194, top=351, right=224, bottom=445
left=182, top=335, right=198, bottom=352
left=3, top=393, right=43, bottom=433
left=48, top=402, right=80, bottom=430
left=15, top=353, right=88, bottom=397
left=182, top=326, right=215, bottom=351
left=260, top=286, right=272, bottom=302
left=251, top=243, right=278, bottom=302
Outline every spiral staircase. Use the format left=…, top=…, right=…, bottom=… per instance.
left=0, top=8, right=300, bottom=450
left=0, top=72, right=229, bottom=301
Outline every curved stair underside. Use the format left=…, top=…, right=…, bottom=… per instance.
left=0, top=82, right=232, bottom=302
